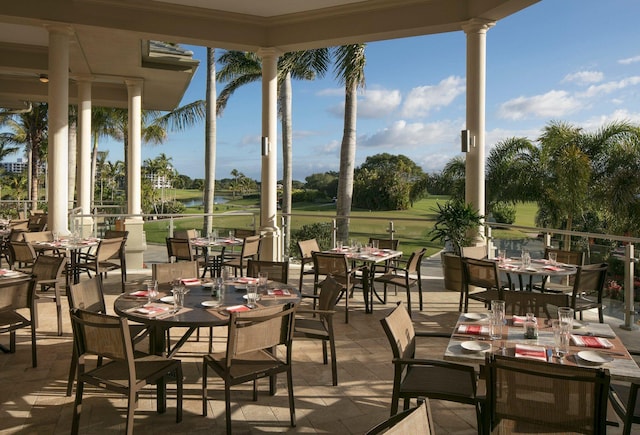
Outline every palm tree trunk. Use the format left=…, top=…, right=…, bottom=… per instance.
left=336, top=80, right=358, bottom=242
left=203, top=47, right=217, bottom=235
left=68, top=119, right=77, bottom=209
left=90, top=134, right=98, bottom=206
left=30, top=146, right=39, bottom=211
left=280, top=72, right=293, bottom=257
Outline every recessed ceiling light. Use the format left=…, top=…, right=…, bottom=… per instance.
left=39, top=74, right=49, bottom=83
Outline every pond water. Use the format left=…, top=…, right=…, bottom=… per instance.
left=180, top=197, right=227, bottom=207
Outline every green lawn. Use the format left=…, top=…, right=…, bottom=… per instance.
left=144, top=191, right=539, bottom=259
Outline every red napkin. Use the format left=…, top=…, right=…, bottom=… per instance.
left=544, top=265, right=563, bottom=271
left=0, top=269, right=9, bottom=276
left=226, top=305, right=250, bottom=313
left=515, top=344, right=547, bottom=361
left=134, top=304, right=170, bottom=316
left=268, top=289, right=291, bottom=296
left=129, top=290, right=149, bottom=297
left=181, top=278, right=201, bottom=286
left=237, top=277, right=258, bottom=284
left=457, top=324, right=489, bottom=335
left=500, top=264, right=519, bottom=270
left=571, top=335, right=613, bottom=349
left=512, top=315, right=527, bottom=326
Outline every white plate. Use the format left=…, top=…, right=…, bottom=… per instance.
left=573, top=321, right=585, bottom=329
left=201, top=282, right=214, bottom=287
left=160, top=296, right=174, bottom=304
left=460, top=341, right=491, bottom=352
left=201, top=300, right=221, bottom=307
left=578, top=351, right=613, bottom=365
left=464, top=313, right=488, bottom=321
left=242, top=294, right=261, bottom=301
left=234, top=284, right=247, bottom=289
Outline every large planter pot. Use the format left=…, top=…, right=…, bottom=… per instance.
left=441, top=252, right=463, bottom=293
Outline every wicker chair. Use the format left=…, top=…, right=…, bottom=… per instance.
left=0, top=277, right=37, bottom=367
left=366, top=401, right=434, bottom=435
left=294, top=276, right=342, bottom=386
left=246, top=259, right=289, bottom=283
left=297, top=238, right=320, bottom=292
left=485, top=353, right=610, bottom=434
left=70, top=309, right=183, bottom=435
left=380, top=303, right=483, bottom=430
left=31, top=254, right=67, bottom=336
left=201, top=303, right=297, bottom=434
left=373, top=248, right=426, bottom=317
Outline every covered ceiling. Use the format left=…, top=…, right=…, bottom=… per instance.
left=0, top=0, right=539, bottom=110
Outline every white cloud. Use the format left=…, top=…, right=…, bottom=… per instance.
left=619, top=55, right=640, bottom=65
left=359, top=119, right=460, bottom=149
left=562, top=71, right=603, bottom=85
left=358, top=88, right=402, bottom=118
left=317, top=87, right=343, bottom=97
left=579, top=109, right=640, bottom=130
left=498, top=90, right=582, bottom=120
left=579, top=76, right=640, bottom=98
left=318, top=139, right=340, bottom=154
left=400, top=76, right=465, bottom=118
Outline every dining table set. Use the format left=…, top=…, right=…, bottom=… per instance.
left=496, top=252, right=577, bottom=291
left=31, top=236, right=100, bottom=284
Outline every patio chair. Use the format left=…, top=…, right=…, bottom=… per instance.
left=294, top=276, right=342, bottom=386
left=31, top=254, right=66, bottom=336
left=8, top=240, right=37, bottom=272
left=380, top=303, right=483, bottom=430
left=366, top=401, right=434, bottom=435
left=368, top=238, right=400, bottom=296
left=570, top=263, right=608, bottom=323
left=312, top=251, right=361, bottom=323
left=0, top=277, right=37, bottom=367
left=297, top=238, right=320, bottom=292
left=609, top=350, right=640, bottom=435
left=65, top=275, right=150, bottom=396
left=70, top=309, right=183, bottom=435
left=201, top=303, right=297, bottom=434
left=152, top=261, right=199, bottom=284
left=246, top=259, right=289, bottom=283
left=77, top=236, right=126, bottom=292
left=373, top=248, right=426, bottom=317
left=27, top=214, right=47, bottom=232
left=22, top=230, right=53, bottom=243
left=104, top=230, right=128, bottom=283
left=460, top=256, right=505, bottom=313
left=485, top=353, right=610, bottom=434
left=222, top=234, right=261, bottom=277
left=533, top=247, right=585, bottom=293
left=502, top=289, right=569, bottom=319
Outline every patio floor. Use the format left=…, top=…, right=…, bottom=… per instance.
left=1, top=246, right=639, bottom=434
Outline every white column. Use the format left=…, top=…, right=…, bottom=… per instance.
left=126, top=79, right=143, bottom=218
left=463, top=19, right=494, bottom=241
left=47, top=26, right=72, bottom=234
left=77, top=78, right=93, bottom=236
left=257, top=48, right=281, bottom=261
left=124, top=79, right=145, bottom=270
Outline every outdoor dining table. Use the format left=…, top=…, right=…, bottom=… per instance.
left=444, top=312, right=640, bottom=382
left=31, top=238, right=99, bottom=284
left=325, top=246, right=403, bottom=313
left=498, top=258, right=578, bottom=291
left=189, top=236, right=243, bottom=277
left=114, top=277, right=301, bottom=412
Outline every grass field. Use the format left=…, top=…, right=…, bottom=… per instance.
left=145, top=190, right=539, bottom=258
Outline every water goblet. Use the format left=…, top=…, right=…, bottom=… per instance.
left=258, top=272, right=268, bottom=291
left=146, top=280, right=158, bottom=304
left=246, top=283, right=258, bottom=308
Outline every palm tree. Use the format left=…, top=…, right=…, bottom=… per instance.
left=486, top=137, right=541, bottom=205
left=0, top=103, right=48, bottom=211
left=203, top=47, right=217, bottom=236
left=440, top=155, right=467, bottom=202
left=334, top=44, right=366, bottom=243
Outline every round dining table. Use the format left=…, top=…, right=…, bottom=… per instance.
left=498, top=258, right=578, bottom=291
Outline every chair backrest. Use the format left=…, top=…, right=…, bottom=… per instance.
left=246, top=259, right=289, bottom=283
left=240, top=235, right=262, bottom=259
left=486, top=354, right=610, bottom=434
left=166, top=237, right=194, bottom=261
left=366, top=401, right=433, bottom=435
left=104, top=230, right=129, bottom=241
left=313, top=252, right=350, bottom=280
left=32, top=254, right=66, bottom=283
left=9, top=240, right=36, bottom=264
left=234, top=228, right=255, bottom=239
left=545, top=247, right=584, bottom=266
left=8, top=228, right=26, bottom=241
left=23, top=231, right=53, bottom=243
left=174, top=229, right=197, bottom=240
left=502, top=290, right=570, bottom=319
left=68, top=276, right=107, bottom=314
left=225, top=303, right=296, bottom=369
left=461, top=257, right=502, bottom=290
left=317, top=276, right=343, bottom=312
left=0, top=277, right=36, bottom=311
left=27, top=214, right=47, bottom=232
left=571, top=263, right=608, bottom=303
left=405, top=248, right=427, bottom=274
left=152, top=261, right=199, bottom=284
left=70, top=309, right=133, bottom=362
left=368, top=238, right=399, bottom=251
left=380, top=303, right=416, bottom=360
left=297, top=238, right=320, bottom=261
left=95, top=237, right=124, bottom=262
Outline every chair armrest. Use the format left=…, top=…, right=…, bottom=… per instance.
left=299, top=293, right=319, bottom=300
left=297, top=308, right=336, bottom=316
left=415, top=331, right=452, bottom=339
left=392, top=358, right=477, bottom=373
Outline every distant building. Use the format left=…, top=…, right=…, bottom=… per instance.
left=0, top=158, right=46, bottom=174
left=145, top=173, right=172, bottom=189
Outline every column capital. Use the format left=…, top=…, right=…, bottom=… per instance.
left=461, top=18, right=495, bottom=34
left=125, top=78, right=143, bottom=88
left=44, top=24, right=74, bottom=36
left=257, top=47, right=282, bottom=59
left=74, top=74, right=94, bottom=83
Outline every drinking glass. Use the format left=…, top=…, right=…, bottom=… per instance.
left=521, top=250, right=531, bottom=268
left=548, top=252, right=557, bottom=266
left=335, top=240, right=343, bottom=250
left=172, top=285, right=186, bottom=310
left=246, top=283, right=258, bottom=308
left=558, top=306, right=574, bottom=331
left=258, top=272, right=268, bottom=290
left=371, top=239, right=379, bottom=251
left=552, top=319, right=570, bottom=358
left=497, top=249, right=506, bottom=264
left=146, top=280, right=158, bottom=304
left=490, top=300, right=505, bottom=340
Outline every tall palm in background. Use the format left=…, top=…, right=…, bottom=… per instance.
left=334, top=44, right=366, bottom=242
left=203, top=47, right=217, bottom=235
left=217, top=49, right=329, bottom=254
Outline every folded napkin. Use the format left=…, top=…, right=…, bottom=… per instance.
left=544, top=265, right=563, bottom=271
left=268, top=289, right=291, bottom=296
left=237, top=277, right=258, bottom=284
left=571, top=335, right=613, bottom=348
left=572, top=323, right=616, bottom=339
left=500, top=264, right=519, bottom=270
left=129, top=290, right=149, bottom=297
left=181, top=278, right=201, bottom=286
left=374, top=251, right=387, bottom=256
left=515, top=344, right=547, bottom=361
left=457, top=324, right=490, bottom=335
left=134, top=304, right=170, bottom=316
left=0, top=269, right=17, bottom=276
left=225, top=305, right=250, bottom=313
left=512, top=315, right=527, bottom=326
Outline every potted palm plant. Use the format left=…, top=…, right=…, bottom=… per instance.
left=429, top=200, right=484, bottom=293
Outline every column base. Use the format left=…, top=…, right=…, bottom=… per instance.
left=123, top=218, right=146, bottom=270
left=258, top=225, right=281, bottom=261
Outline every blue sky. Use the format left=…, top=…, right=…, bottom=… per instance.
left=101, top=0, right=640, bottom=182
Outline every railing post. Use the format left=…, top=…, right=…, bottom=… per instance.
left=387, top=221, right=395, bottom=239
left=332, top=218, right=337, bottom=248
left=169, top=216, right=174, bottom=238
left=544, top=232, right=551, bottom=248
left=486, top=225, right=494, bottom=259
left=621, top=244, right=637, bottom=330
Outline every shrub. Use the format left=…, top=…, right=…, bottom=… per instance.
left=491, top=202, right=516, bottom=224
left=289, top=222, right=333, bottom=258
